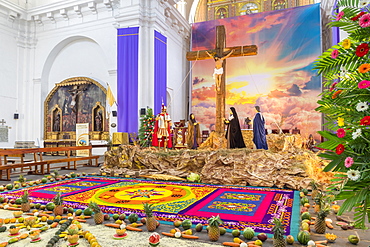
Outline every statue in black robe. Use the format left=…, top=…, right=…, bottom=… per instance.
left=253, top=106, right=268, bottom=150
left=224, top=107, right=246, bottom=149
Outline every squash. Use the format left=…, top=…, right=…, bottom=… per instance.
left=301, top=212, right=311, bottom=220
left=297, top=230, right=310, bottom=245
left=128, top=213, right=138, bottom=223
left=242, top=227, right=255, bottom=240
left=300, top=196, right=309, bottom=206
left=181, top=219, right=192, bottom=230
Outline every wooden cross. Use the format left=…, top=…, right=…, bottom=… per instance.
left=186, top=25, right=258, bottom=134
left=0, top=119, right=6, bottom=126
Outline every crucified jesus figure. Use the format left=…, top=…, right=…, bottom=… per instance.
left=205, top=49, right=234, bottom=92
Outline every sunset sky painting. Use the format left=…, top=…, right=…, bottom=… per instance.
left=190, top=3, right=322, bottom=140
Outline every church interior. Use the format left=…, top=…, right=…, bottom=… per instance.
left=0, top=0, right=370, bottom=246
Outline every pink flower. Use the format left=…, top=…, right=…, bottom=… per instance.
left=336, top=11, right=345, bottom=21
left=345, top=157, right=354, bottom=168
left=337, top=128, right=346, bottom=138
left=359, top=13, right=370, bottom=27
left=331, top=49, right=339, bottom=59
left=358, top=80, right=370, bottom=89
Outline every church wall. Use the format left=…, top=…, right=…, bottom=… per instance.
left=34, top=24, right=117, bottom=143
left=0, top=0, right=190, bottom=146
left=0, top=4, right=28, bottom=147
left=116, top=0, right=191, bottom=125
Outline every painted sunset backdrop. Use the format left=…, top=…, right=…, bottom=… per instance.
left=190, top=3, right=322, bottom=140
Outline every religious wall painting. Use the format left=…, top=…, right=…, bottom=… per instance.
left=190, top=4, right=322, bottom=140
left=239, top=2, right=259, bottom=15
left=198, top=0, right=315, bottom=22
left=44, top=77, right=108, bottom=141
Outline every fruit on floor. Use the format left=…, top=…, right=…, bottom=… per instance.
left=232, top=229, right=240, bottom=237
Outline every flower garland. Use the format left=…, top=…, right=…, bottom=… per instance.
left=138, top=108, right=155, bottom=147
left=314, top=0, right=370, bottom=229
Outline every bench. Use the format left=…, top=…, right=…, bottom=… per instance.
left=0, top=146, right=100, bottom=181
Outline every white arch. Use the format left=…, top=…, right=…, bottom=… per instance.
left=188, top=0, right=200, bottom=23
left=39, top=35, right=111, bottom=136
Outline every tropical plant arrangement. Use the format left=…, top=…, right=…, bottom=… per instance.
left=138, top=108, right=155, bottom=147
left=314, top=0, right=370, bottom=229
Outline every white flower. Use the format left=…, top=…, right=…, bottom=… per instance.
left=347, top=169, right=361, bottom=181
left=356, top=101, right=369, bottom=112
left=352, top=129, right=362, bottom=139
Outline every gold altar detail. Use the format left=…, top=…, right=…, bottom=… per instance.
left=173, top=127, right=187, bottom=148
left=44, top=77, right=109, bottom=143
left=113, top=132, right=129, bottom=146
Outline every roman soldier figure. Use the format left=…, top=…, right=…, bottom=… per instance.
left=152, top=103, right=173, bottom=149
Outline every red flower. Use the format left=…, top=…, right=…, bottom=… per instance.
left=336, top=144, right=345, bottom=155
left=337, top=128, right=346, bottom=138
left=351, top=11, right=366, bottom=21
left=356, top=43, right=369, bottom=57
left=330, top=81, right=338, bottom=91
left=360, top=116, right=370, bottom=125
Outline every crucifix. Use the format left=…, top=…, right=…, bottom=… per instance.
left=186, top=25, right=258, bottom=134
left=0, top=119, right=6, bottom=126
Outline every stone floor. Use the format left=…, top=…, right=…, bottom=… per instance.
left=1, top=155, right=370, bottom=246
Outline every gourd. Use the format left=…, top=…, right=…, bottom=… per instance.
left=297, top=230, right=310, bottom=245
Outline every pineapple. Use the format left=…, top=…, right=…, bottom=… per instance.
left=51, top=170, right=59, bottom=178
left=310, top=180, right=319, bottom=200
left=208, top=215, right=223, bottom=241
left=18, top=175, right=25, bottom=183
left=272, top=217, right=286, bottom=247
left=315, top=206, right=330, bottom=234
left=143, top=202, right=157, bottom=231
left=21, top=190, right=30, bottom=212
left=314, top=191, right=323, bottom=213
left=53, top=192, right=64, bottom=216
left=89, top=201, right=104, bottom=224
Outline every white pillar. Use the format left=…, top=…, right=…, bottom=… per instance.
left=176, top=0, right=187, bottom=18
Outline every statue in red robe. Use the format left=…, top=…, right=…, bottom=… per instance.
left=152, top=104, right=172, bottom=148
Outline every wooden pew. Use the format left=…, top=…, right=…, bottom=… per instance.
left=0, top=146, right=100, bottom=181
left=0, top=148, right=47, bottom=181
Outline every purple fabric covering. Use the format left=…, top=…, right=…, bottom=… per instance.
left=332, top=0, right=340, bottom=45
left=117, top=27, right=139, bottom=134
left=154, top=31, right=167, bottom=115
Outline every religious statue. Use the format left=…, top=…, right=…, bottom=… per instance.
left=252, top=106, right=268, bottom=150
left=205, top=49, right=234, bottom=92
left=305, top=134, right=315, bottom=150
left=244, top=117, right=252, bottom=129
left=186, top=113, right=201, bottom=149
left=224, top=107, right=246, bottom=149
left=68, top=85, right=86, bottom=113
left=53, top=113, right=60, bottom=132
left=95, top=111, right=102, bottom=131
left=152, top=104, right=172, bottom=149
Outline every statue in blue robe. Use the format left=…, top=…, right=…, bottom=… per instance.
left=253, top=106, right=268, bottom=150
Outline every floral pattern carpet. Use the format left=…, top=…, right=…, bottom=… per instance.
left=0, top=175, right=299, bottom=235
